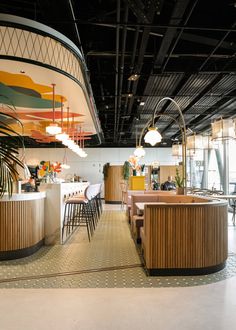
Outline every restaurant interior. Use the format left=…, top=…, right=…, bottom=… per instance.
left=0, top=1, right=236, bottom=329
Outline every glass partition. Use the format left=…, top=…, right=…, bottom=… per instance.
left=229, top=139, right=236, bottom=193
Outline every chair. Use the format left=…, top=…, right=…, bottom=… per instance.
left=120, top=180, right=128, bottom=208
left=229, top=192, right=236, bottom=226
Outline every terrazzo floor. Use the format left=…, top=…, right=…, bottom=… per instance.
left=1, top=206, right=236, bottom=288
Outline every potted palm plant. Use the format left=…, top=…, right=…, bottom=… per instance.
left=175, top=167, right=185, bottom=195
left=0, top=110, right=24, bottom=197
left=123, top=161, right=131, bottom=181
left=103, top=162, right=110, bottom=180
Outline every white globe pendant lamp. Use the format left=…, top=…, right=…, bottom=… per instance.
left=134, top=145, right=146, bottom=158
left=144, top=127, right=162, bottom=146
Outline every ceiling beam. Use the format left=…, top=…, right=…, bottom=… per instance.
left=159, top=74, right=224, bottom=136
left=153, top=0, right=193, bottom=70
left=180, top=32, right=236, bottom=51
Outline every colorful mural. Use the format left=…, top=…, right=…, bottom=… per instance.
left=0, top=71, right=65, bottom=107
left=0, top=70, right=91, bottom=143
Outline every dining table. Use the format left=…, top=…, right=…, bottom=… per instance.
left=135, top=202, right=166, bottom=212
left=211, top=195, right=236, bottom=226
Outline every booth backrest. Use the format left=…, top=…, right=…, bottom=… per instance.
left=127, top=190, right=145, bottom=206
left=131, top=194, right=160, bottom=218
left=144, top=190, right=176, bottom=195
left=157, top=195, right=211, bottom=203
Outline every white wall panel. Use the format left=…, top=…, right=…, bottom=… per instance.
left=22, top=147, right=177, bottom=183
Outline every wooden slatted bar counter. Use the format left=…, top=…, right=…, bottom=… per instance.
left=0, top=192, right=46, bottom=260
left=140, top=195, right=228, bottom=275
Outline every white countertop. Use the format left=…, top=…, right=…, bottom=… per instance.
left=0, top=191, right=46, bottom=201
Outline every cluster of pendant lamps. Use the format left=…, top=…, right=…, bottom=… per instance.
left=134, top=116, right=236, bottom=158
left=45, top=84, right=87, bottom=158
left=173, top=118, right=236, bottom=157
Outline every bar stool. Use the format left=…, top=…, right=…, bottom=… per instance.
left=62, top=186, right=90, bottom=242
left=83, top=184, right=100, bottom=228
left=61, top=184, right=100, bottom=243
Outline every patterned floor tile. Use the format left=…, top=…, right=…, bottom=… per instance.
left=0, top=210, right=236, bottom=288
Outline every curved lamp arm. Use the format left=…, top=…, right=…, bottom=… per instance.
left=138, top=114, right=184, bottom=146
left=139, top=97, right=187, bottom=190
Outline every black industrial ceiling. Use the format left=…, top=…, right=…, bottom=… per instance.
left=0, top=0, right=236, bottom=148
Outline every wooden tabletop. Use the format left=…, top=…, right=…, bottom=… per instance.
left=211, top=195, right=236, bottom=199
left=135, top=202, right=166, bottom=211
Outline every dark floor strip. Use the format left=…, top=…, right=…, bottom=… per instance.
left=0, top=263, right=143, bottom=284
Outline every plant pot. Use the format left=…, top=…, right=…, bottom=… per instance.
left=176, top=187, right=185, bottom=195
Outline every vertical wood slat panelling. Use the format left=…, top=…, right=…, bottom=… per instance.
left=144, top=203, right=228, bottom=270
left=0, top=199, right=44, bottom=252
left=104, top=166, right=123, bottom=202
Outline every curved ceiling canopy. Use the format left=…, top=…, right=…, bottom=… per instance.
left=0, top=14, right=102, bottom=146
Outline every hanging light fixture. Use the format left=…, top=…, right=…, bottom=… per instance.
left=186, top=134, right=203, bottom=150
left=144, top=127, right=162, bottom=146
left=77, top=126, right=88, bottom=158
left=202, top=135, right=217, bottom=149
left=56, top=97, right=69, bottom=142
left=134, top=126, right=145, bottom=157
left=62, top=106, right=75, bottom=148
left=211, top=118, right=235, bottom=140
left=134, top=145, right=146, bottom=158
left=46, top=84, right=62, bottom=135
left=139, top=98, right=187, bottom=191
left=172, top=143, right=182, bottom=157
left=61, top=148, right=70, bottom=169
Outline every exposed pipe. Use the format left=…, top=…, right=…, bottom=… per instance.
left=124, top=27, right=140, bottom=107
left=116, top=3, right=129, bottom=135
left=57, top=19, right=236, bottom=33
left=118, top=25, right=140, bottom=141
left=113, top=0, right=120, bottom=142
left=199, top=21, right=236, bottom=71
left=162, top=0, right=199, bottom=72
left=68, top=0, right=85, bottom=60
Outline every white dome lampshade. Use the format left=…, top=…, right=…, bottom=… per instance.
left=45, top=123, right=62, bottom=135
left=134, top=146, right=146, bottom=158
left=144, top=127, right=162, bottom=146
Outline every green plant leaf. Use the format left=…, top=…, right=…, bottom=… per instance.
left=0, top=109, right=24, bottom=197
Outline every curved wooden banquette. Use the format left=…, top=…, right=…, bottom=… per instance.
left=138, top=194, right=228, bottom=276
left=0, top=192, right=46, bottom=260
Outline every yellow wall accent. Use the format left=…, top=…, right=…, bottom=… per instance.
left=129, top=176, right=145, bottom=190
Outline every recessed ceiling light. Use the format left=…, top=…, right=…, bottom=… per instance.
left=140, top=102, right=145, bottom=106
left=128, top=74, right=140, bottom=81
